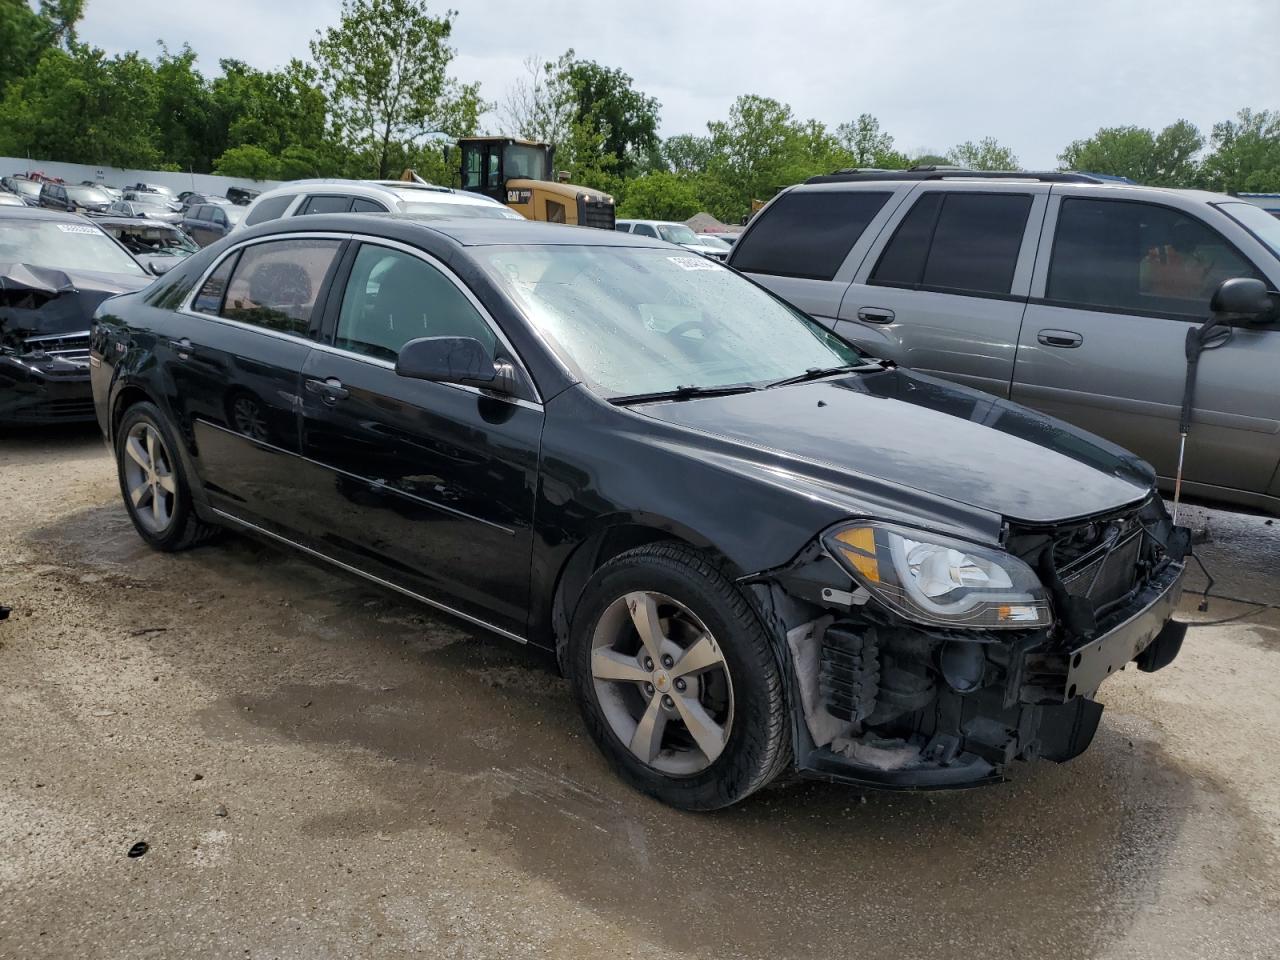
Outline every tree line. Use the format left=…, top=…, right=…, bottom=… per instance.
left=2, top=0, right=1277, bottom=224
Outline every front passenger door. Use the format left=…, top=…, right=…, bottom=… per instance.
left=296, top=242, right=543, bottom=636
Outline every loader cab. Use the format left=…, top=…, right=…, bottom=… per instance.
left=460, top=138, right=555, bottom=204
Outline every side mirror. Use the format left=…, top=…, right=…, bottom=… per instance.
left=1210, top=277, right=1273, bottom=324
left=395, top=336, right=514, bottom=393
left=147, top=261, right=171, bottom=277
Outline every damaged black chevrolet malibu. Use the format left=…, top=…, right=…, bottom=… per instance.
left=90, top=215, right=1191, bottom=810
left=1, top=207, right=151, bottom=423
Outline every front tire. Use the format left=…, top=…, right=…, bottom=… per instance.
left=567, top=542, right=791, bottom=810
left=115, top=401, right=219, bottom=552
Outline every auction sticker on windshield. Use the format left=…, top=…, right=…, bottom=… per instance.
left=667, top=256, right=720, bottom=271
left=56, top=224, right=100, bottom=235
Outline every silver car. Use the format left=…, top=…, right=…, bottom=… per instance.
left=730, top=174, right=1280, bottom=514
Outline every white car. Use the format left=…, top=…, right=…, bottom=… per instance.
left=615, top=219, right=729, bottom=260
left=236, top=179, right=524, bottom=232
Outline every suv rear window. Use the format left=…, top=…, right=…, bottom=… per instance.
left=871, top=192, right=1032, bottom=296
left=244, top=193, right=296, bottom=226
left=732, top=190, right=892, bottom=281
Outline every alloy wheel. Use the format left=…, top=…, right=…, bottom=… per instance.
left=590, top=591, right=734, bottom=776
left=122, top=421, right=178, bottom=534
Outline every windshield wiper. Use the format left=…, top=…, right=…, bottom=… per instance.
left=609, top=384, right=761, bottom=406
left=764, top=361, right=884, bottom=389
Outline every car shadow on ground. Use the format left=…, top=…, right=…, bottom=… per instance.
left=25, top=501, right=1265, bottom=960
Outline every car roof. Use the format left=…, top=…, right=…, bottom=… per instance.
left=255, top=178, right=506, bottom=208
left=244, top=212, right=667, bottom=249
left=787, top=175, right=1236, bottom=205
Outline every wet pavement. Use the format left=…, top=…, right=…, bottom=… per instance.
left=1, top=426, right=1278, bottom=959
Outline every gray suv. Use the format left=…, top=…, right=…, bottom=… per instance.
left=729, top=172, right=1280, bottom=514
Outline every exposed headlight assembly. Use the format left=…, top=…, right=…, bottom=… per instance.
left=824, top=523, right=1053, bottom=630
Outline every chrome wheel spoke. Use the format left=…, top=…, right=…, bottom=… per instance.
left=672, top=634, right=725, bottom=679
left=154, top=467, right=177, bottom=495
left=628, top=696, right=668, bottom=763
left=672, top=693, right=729, bottom=764
left=591, top=648, right=651, bottom=684
left=625, top=591, right=667, bottom=662
left=129, top=480, right=151, bottom=508
left=125, top=435, right=150, bottom=470
left=145, top=427, right=158, bottom=466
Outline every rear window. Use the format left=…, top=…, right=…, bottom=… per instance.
left=299, top=195, right=353, bottom=216
left=244, top=193, right=296, bottom=226
left=731, top=190, right=892, bottom=281
left=871, top=192, right=1032, bottom=296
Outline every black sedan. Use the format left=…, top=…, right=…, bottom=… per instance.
left=89, top=215, right=1190, bottom=809
left=1, top=207, right=151, bottom=424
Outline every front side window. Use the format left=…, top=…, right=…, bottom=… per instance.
left=1048, top=198, right=1265, bottom=317
left=477, top=245, right=865, bottom=398
left=871, top=192, right=1031, bottom=295
left=334, top=245, right=495, bottom=362
left=732, top=190, right=892, bottom=281
left=220, top=239, right=342, bottom=335
left=631, top=223, right=658, bottom=238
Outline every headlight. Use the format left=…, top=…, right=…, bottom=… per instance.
left=824, top=522, right=1052, bottom=630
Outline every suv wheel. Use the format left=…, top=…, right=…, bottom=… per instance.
left=567, top=543, right=791, bottom=810
left=115, top=402, right=219, bottom=551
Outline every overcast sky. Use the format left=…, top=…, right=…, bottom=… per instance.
left=77, top=0, right=1278, bottom=169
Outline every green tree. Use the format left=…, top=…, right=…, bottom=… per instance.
left=213, top=144, right=279, bottom=180
left=152, top=44, right=217, bottom=173
left=1058, top=120, right=1202, bottom=185
left=947, top=136, right=1020, bottom=170
left=563, top=55, right=660, bottom=173
left=836, top=113, right=909, bottom=168
left=310, top=0, right=483, bottom=179
left=0, top=0, right=83, bottom=97
left=661, top=133, right=714, bottom=173
left=1199, top=108, right=1280, bottom=193
left=617, top=171, right=703, bottom=219
left=0, top=43, right=161, bottom=167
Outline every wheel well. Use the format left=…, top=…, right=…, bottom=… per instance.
left=110, top=385, right=152, bottom=440
left=549, top=522, right=741, bottom=671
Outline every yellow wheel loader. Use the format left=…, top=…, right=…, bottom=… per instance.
left=456, top=137, right=615, bottom=229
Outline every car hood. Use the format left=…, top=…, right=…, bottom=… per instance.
left=630, top=367, right=1156, bottom=526
left=0, top=262, right=150, bottom=349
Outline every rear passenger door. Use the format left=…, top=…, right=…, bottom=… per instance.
left=171, top=235, right=345, bottom=534
left=1013, top=189, right=1280, bottom=499
left=729, top=184, right=905, bottom=322
left=836, top=183, right=1049, bottom=397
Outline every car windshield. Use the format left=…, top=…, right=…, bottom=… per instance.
left=657, top=224, right=700, bottom=245
left=131, top=196, right=171, bottom=210
left=477, top=245, right=866, bottom=397
left=0, top=218, right=147, bottom=276
left=699, top=235, right=733, bottom=251
left=66, top=186, right=111, bottom=205
left=10, top=180, right=40, bottom=198
left=400, top=201, right=523, bottom=219
left=1217, top=201, right=1280, bottom=261
left=111, top=227, right=199, bottom=256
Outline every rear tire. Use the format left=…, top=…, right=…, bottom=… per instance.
left=567, top=542, right=791, bottom=810
left=115, top=401, right=219, bottom=552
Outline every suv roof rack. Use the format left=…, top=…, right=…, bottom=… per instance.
left=804, top=167, right=1109, bottom=185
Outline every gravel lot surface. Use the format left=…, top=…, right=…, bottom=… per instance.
left=2, top=425, right=1278, bottom=960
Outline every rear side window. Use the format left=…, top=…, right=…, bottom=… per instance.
left=871, top=192, right=1032, bottom=295
left=244, top=193, right=296, bottom=226
left=1047, top=198, right=1265, bottom=318
left=299, top=195, right=353, bottom=215
left=631, top=223, right=657, bottom=237
left=731, top=190, right=892, bottom=281
left=351, top=197, right=385, bottom=213
left=220, top=239, right=343, bottom=335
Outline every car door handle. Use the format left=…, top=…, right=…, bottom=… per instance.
left=168, top=337, right=193, bottom=359
left=305, top=377, right=349, bottom=403
left=1037, top=329, right=1083, bottom=348
left=857, top=307, right=895, bottom=324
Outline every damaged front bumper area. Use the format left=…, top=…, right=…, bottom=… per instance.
left=753, top=499, right=1189, bottom=790
left=0, top=332, right=95, bottom=424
